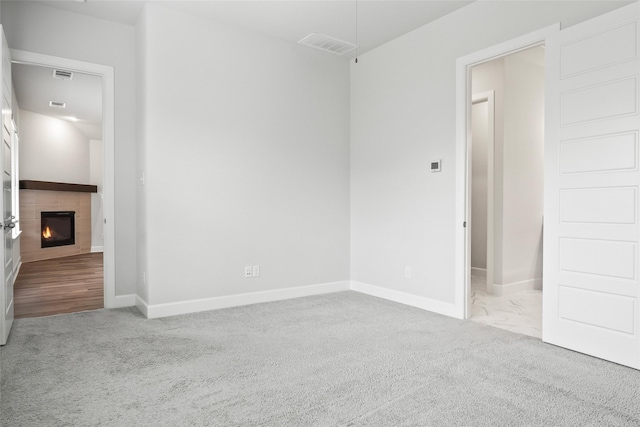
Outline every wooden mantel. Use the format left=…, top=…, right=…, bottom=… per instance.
left=19, top=180, right=98, bottom=193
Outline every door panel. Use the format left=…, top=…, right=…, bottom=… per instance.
left=544, top=2, right=640, bottom=368
left=560, top=187, right=636, bottom=224
left=0, top=26, right=11, bottom=345
left=560, top=132, right=638, bottom=174
left=558, top=286, right=635, bottom=334
left=560, top=77, right=637, bottom=125
left=561, top=20, right=637, bottom=76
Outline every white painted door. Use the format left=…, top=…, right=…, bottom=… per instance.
left=0, top=26, right=13, bottom=346
left=544, top=2, right=640, bottom=369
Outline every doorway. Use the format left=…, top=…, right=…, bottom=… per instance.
left=454, top=25, right=558, bottom=327
left=11, top=61, right=104, bottom=318
left=9, top=50, right=116, bottom=314
left=467, top=46, right=545, bottom=338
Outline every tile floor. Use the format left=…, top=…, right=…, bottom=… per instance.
left=470, top=275, right=542, bottom=339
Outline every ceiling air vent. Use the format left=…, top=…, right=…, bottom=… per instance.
left=53, top=69, right=74, bottom=81
left=49, top=101, right=66, bottom=108
left=298, top=33, right=357, bottom=56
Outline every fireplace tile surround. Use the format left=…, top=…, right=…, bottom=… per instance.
left=20, top=189, right=92, bottom=263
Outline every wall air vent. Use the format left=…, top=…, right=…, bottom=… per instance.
left=298, top=33, right=357, bottom=56
left=49, top=101, right=66, bottom=108
left=53, top=69, right=74, bottom=81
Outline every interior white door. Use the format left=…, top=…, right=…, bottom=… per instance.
left=0, top=26, right=12, bottom=346
left=544, top=2, right=640, bottom=369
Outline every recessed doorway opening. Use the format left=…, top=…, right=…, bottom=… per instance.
left=467, top=45, right=545, bottom=338
left=12, top=61, right=104, bottom=318
left=455, top=26, right=557, bottom=337
left=9, top=49, right=116, bottom=319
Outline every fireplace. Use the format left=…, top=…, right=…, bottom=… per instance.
left=41, top=211, right=76, bottom=248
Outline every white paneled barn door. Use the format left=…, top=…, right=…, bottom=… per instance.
left=0, top=27, right=12, bottom=346
left=544, top=2, right=640, bottom=369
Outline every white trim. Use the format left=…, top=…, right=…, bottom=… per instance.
left=10, top=49, right=117, bottom=309
left=470, top=267, right=487, bottom=278
left=135, top=295, right=149, bottom=318
left=112, top=294, right=136, bottom=308
left=350, top=281, right=460, bottom=319
left=493, top=278, right=542, bottom=296
left=91, top=246, right=104, bottom=253
left=455, top=24, right=560, bottom=320
left=137, top=280, right=465, bottom=320
left=145, top=281, right=351, bottom=319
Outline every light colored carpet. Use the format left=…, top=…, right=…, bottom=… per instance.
left=1, top=291, right=639, bottom=426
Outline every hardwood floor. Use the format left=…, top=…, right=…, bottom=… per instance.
left=14, top=252, right=104, bottom=319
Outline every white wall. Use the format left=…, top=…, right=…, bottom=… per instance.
left=351, top=1, right=630, bottom=306
left=138, top=4, right=350, bottom=306
left=90, top=139, right=103, bottom=251
left=2, top=1, right=137, bottom=296
left=501, top=54, right=544, bottom=288
left=135, top=7, right=148, bottom=304
left=18, top=109, right=89, bottom=184
left=470, top=101, right=489, bottom=273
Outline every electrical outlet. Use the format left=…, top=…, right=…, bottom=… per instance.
left=244, top=266, right=253, bottom=278
left=252, top=265, right=260, bottom=277
left=404, top=266, right=412, bottom=279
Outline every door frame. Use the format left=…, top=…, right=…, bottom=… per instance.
left=454, top=24, right=559, bottom=319
left=10, top=49, right=116, bottom=308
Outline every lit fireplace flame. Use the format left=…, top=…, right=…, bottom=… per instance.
left=43, top=226, right=52, bottom=239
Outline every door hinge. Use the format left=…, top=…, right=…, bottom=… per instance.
left=463, top=221, right=467, bottom=228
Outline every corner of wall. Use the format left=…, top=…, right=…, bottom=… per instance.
left=349, top=281, right=461, bottom=319
left=135, top=4, right=150, bottom=306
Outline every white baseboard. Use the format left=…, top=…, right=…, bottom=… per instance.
left=145, top=281, right=351, bottom=319
left=91, top=246, right=104, bottom=253
left=128, top=280, right=463, bottom=321
left=493, top=278, right=542, bottom=296
left=350, top=281, right=460, bottom=319
left=111, top=294, right=136, bottom=308
left=135, top=295, right=149, bottom=318
left=471, top=267, right=487, bottom=278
